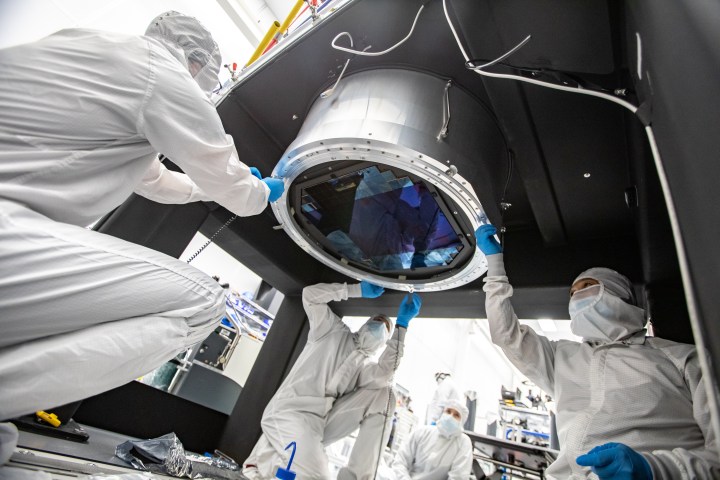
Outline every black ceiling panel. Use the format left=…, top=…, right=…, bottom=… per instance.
left=524, top=85, right=634, bottom=240
left=451, top=0, right=616, bottom=74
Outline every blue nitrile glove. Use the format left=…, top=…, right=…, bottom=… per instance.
left=249, top=167, right=262, bottom=180
left=475, top=224, right=502, bottom=255
left=576, top=443, right=652, bottom=480
left=360, top=281, right=385, bottom=298
left=396, top=293, right=422, bottom=328
left=262, top=178, right=284, bottom=202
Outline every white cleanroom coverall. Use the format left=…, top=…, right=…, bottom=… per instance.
left=0, top=27, right=269, bottom=226
left=426, top=376, right=462, bottom=425
left=483, top=254, right=720, bottom=479
left=243, top=283, right=406, bottom=480
left=0, top=14, right=270, bottom=420
left=389, top=425, right=472, bottom=480
left=134, top=159, right=212, bottom=204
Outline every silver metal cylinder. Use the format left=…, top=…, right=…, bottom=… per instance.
left=272, top=68, right=500, bottom=291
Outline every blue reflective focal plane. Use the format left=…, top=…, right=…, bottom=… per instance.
left=300, top=166, right=463, bottom=272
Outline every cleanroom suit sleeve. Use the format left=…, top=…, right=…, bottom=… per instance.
left=357, top=327, right=406, bottom=389
left=139, top=45, right=269, bottom=217
left=134, top=158, right=212, bottom=204
left=483, top=254, right=557, bottom=393
left=447, top=435, right=473, bottom=480
left=391, top=427, right=417, bottom=480
left=641, top=351, right=720, bottom=479
left=302, top=283, right=362, bottom=341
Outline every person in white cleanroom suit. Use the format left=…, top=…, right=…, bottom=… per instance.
left=389, top=399, right=473, bottom=480
left=476, top=224, right=720, bottom=480
left=426, top=372, right=463, bottom=425
left=0, top=11, right=284, bottom=421
left=243, top=281, right=423, bottom=479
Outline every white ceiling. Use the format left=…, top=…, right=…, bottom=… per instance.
left=0, top=0, right=299, bottom=81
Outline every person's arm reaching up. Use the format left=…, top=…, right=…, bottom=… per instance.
left=357, top=293, right=421, bottom=389
left=302, top=283, right=362, bottom=341
left=478, top=224, right=557, bottom=393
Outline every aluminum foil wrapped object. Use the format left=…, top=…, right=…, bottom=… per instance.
left=116, top=433, right=242, bottom=479
left=116, top=433, right=190, bottom=477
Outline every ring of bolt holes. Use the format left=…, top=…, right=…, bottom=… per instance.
left=272, top=146, right=488, bottom=290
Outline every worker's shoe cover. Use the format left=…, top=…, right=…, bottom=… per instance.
left=0, top=423, right=19, bottom=465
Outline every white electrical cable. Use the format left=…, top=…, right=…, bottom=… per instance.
left=441, top=0, right=638, bottom=114
left=467, top=65, right=639, bottom=113
left=321, top=33, right=353, bottom=98
left=469, top=34, right=533, bottom=71
left=331, top=4, right=425, bottom=57
left=442, top=0, right=720, bottom=457
left=644, top=126, right=720, bottom=453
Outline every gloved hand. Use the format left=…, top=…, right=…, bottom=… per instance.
left=360, top=281, right=385, bottom=298
left=396, top=293, right=422, bottom=328
left=475, top=224, right=502, bottom=255
left=249, top=166, right=263, bottom=180
left=262, top=178, right=285, bottom=202
left=576, top=443, right=652, bottom=480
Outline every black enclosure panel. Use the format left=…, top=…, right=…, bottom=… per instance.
left=95, top=194, right=211, bottom=260
left=75, top=382, right=227, bottom=454
left=218, top=295, right=308, bottom=461
left=625, top=0, right=720, bottom=387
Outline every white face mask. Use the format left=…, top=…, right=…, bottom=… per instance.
left=356, top=320, right=388, bottom=353
left=569, top=283, right=646, bottom=343
left=368, top=321, right=386, bottom=339
left=436, top=413, right=462, bottom=437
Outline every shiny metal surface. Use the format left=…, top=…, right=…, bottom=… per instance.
left=272, top=68, right=494, bottom=291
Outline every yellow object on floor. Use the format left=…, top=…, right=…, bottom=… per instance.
left=35, top=411, right=60, bottom=428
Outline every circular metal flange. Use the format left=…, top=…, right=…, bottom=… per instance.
left=270, top=68, right=497, bottom=292
left=272, top=138, right=489, bottom=292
